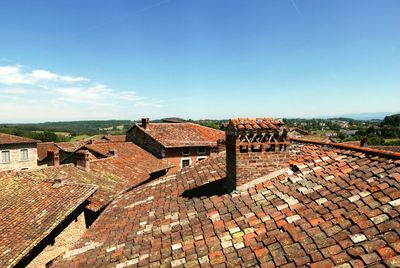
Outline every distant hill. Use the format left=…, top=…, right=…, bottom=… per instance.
left=322, top=112, right=398, bottom=121
left=0, top=120, right=133, bottom=136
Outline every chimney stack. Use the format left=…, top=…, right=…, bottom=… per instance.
left=225, top=118, right=289, bottom=192
left=48, top=149, right=60, bottom=166
left=141, top=118, right=150, bottom=129
left=76, top=150, right=91, bottom=170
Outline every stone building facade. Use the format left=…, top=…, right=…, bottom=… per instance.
left=27, top=212, right=87, bottom=268
left=126, top=118, right=225, bottom=174
left=0, top=133, right=39, bottom=171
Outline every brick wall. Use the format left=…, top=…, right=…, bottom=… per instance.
left=164, top=147, right=210, bottom=174
left=0, top=143, right=38, bottom=171
left=225, top=123, right=289, bottom=191
left=235, top=144, right=289, bottom=186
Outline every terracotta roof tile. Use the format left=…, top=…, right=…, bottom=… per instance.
left=136, top=123, right=224, bottom=147
left=55, top=141, right=87, bottom=152
left=230, top=118, right=287, bottom=132
left=28, top=142, right=172, bottom=211
left=0, top=133, right=39, bottom=145
left=0, top=172, right=96, bottom=267
left=52, top=141, right=400, bottom=267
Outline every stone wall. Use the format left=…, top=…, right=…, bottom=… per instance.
left=0, top=143, right=38, bottom=171
left=126, top=126, right=164, bottom=158
left=27, top=212, right=86, bottom=268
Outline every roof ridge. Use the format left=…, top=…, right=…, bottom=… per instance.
left=291, top=137, right=400, bottom=160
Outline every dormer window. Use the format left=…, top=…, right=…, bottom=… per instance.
left=182, top=148, right=190, bottom=156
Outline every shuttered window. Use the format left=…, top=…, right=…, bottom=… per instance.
left=1, top=151, right=10, bottom=163
left=20, top=149, right=29, bottom=161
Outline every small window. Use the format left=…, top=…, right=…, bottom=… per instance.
left=197, top=156, right=207, bottom=162
left=182, top=148, right=190, bottom=156
left=1, top=151, right=10, bottom=163
left=197, top=147, right=206, bottom=155
left=20, top=149, right=29, bottom=161
left=181, top=158, right=191, bottom=168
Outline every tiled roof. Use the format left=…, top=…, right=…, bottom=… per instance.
left=289, top=127, right=310, bottom=135
left=0, top=172, right=96, bottom=268
left=85, top=142, right=174, bottom=179
left=53, top=141, right=400, bottom=267
left=27, top=142, right=173, bottom=211
left=369, top=146, right=400, bottom=153
left=55, top=141, right=87, bottom=152
left=135, top=123, right=225, bottom=148
left=0, top=133, right=39, bottom=145
left=230, top=118, right=287, bottom=132
left=100, top=135, right=126, bottom=142
left=37, top=141, right=88, bottom=162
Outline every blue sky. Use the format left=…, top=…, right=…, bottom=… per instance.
left=0, top=0, right=399, bottom=122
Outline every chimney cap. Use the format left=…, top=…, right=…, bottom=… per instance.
left=229, top=118, right=286, bottom=132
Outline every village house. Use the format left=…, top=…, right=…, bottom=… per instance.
left=0, top=171, right=97, bottom=268
left=0, top=133, right=39, bottom=171
left=37, top=135, right=126, bottom=167
left=288, top=127, right=310, bottom=139
left=51, top=117, right=400, bottom=267
left=126, top=118, right=225, bottom=173
left=37, top=141, right=86, bottom=166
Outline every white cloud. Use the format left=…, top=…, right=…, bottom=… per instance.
left=29, top=69, right=58, bottom=80
left=0, top=65, right=28, bottom=85
left=0, top=65, right=88, bottom=85
left=54, top=84, right=113, bottom=105
left=0, top=64, right=164, bottom=122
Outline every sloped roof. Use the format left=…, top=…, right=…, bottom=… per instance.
left=53, top=141, right=400, bottom=267
left=99, top=135, right=126, bottom=142
left=0, top=133, right=39, bottom=145
left=55, top=141, right=87, bottom=152
left=37, top=141, right=88, bottom=162
left=85, top=142, right=174, bottom=178
left=133, top=123, right=225, bottom=148
left=0, top=172, right=96, bottom=268
left=289, top=127, right=310, bottom=135
left=27, top=142, right=173, bottom=211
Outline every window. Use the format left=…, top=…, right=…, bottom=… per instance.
left=182, top=148, right=190, bottom=156
left=197, top=156, right=207, bottom=162
left=1, top=151, right=10, bottom=163
left=20, top=149, right=29, bottom=161
left=181, top=158, right=191, bottom=168
left=197, top=147, right=206, bottom=155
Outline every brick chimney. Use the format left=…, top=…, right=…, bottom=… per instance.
left=225, top=118, right=290, bottom=192
left=141, top=118, right=150, bottom=129
left=76, top=150, right=91, bottom=170
left=47, top=149, right=60, bottom=166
